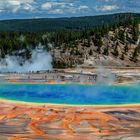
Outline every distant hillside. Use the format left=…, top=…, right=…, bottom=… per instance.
left=0, top=13, right=140, bottom=68
left=0, top=13, right=138, bottom=32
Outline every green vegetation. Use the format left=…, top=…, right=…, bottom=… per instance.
left=0, top=13, right=136, bottom=32
left=0, top=13, right=140, bottom=68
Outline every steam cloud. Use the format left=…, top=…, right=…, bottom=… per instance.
left=95, top=66, right=116, bottom=85
left=0, top=43, right=52, bottom=73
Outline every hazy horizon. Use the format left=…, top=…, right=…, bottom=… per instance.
left=0, top=12, right=137, bottom=21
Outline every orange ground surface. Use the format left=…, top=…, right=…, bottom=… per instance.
left=0, top=100, right=140, bottom=140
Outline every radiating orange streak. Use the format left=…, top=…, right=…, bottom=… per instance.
left=60, top=110, right=120, bottom=136
left=8, top=132, right=50, bottom=140
left=29, top=120, right=45, bottom=135
left=29, top=115, right=58, bottom=135
left=0, top=115, right=5, bottom=120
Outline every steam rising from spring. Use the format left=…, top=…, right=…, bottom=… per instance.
left=95, top=66, right=116, bottom=85
left=0, top=43, right=52, bottom=73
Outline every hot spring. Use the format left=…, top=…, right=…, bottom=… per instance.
left=0, top=83, right=140, bottom=105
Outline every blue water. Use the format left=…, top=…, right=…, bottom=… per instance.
left=0, top=83, right=140, bottom=105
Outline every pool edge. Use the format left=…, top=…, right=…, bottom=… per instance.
left=0, top=98, right=140, bottom=108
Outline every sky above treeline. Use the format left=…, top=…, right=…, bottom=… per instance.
left=0, top=0, right=139, bottom=19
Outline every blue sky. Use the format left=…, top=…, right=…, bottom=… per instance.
left=0, top=0, right=139, bottom=19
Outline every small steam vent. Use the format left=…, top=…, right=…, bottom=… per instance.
left=36, top=43, right=44, bottom=53
left=137, top=39, right=140, bottom=53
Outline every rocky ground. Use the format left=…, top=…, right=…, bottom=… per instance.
left=52, top=24, right=140, bottom=68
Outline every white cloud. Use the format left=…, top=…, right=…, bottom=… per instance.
left=96, top=5, right=119, bottom=11
left=49, top=9, right=64, bottom=14
left=41, top=2, right=66, bottom=10
left=0, top=0, right=35, bottom=13
left=41, top=2, right=89, bottom=14
left=41, top=3, right=52, bottom=10
left=78, top=5, right=89, bottom=11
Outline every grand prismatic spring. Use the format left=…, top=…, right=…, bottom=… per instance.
left=0, top=83, right=140, bottom=105
left=0, top=72, right=140, bottom=140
